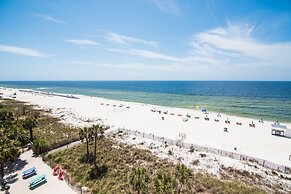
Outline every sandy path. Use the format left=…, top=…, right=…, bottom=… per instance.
left=3, top=150, right=77, bottom=194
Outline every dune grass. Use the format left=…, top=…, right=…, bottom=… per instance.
left=0, top=99, right=79, bottom=149
left=45, top=137, right=265, bottom=194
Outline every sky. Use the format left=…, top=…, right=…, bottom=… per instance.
left=0, top=0, right=291, bottom=81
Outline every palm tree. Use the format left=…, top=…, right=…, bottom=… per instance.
left=0, top=135, right=20, bottom=178
left=175, top=164, right=192, bottom=194
left=154, top=172, right=174, bottom=194
left=5, top=124, right=28, bottom=146
left=0, top=110, right=14, bottom=127
left=79, top=127, right=92, bottom=158
left=130, top=167, right=148, bottom=194
left=14, top=126, right=29, bottom=146
left=91, top=124, right=105, bottom=166
left=22, top=117, right=37, bottom=142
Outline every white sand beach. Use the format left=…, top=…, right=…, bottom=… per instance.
left=1, top=87, right=291, bottom=169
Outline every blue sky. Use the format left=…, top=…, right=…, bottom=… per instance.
left=0, top=0, right=291, bottom=81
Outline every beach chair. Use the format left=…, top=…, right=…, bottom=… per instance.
left=249, top=123, right=255, bottom=128
left=28, top=174, right=47, bottom=189
left=236, top=122, right=242, bottom=125
left=52, top=165, right=59, bottom=176
left=214, top=119, right=219, bottom=122
left=22, top=167, right=37, bottom=179
left=58, top=169, right=64, bottom=180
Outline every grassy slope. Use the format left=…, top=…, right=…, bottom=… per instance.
left=0, top=99, right=79, bottom=147
left=45, top=137, right=265, bottom=194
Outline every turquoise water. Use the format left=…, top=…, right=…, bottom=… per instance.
left=0, top=81, right=290, bottom=123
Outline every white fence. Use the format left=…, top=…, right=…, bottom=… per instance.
left=112, top=128, right=291, bottom=174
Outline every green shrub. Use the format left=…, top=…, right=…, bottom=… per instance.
left=32, top=138, right=48, bottom=155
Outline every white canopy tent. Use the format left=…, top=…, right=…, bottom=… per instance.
left=271, top=123, right=291, bottom=138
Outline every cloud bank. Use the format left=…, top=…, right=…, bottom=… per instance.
left=187, top=23, right=291, bottom=69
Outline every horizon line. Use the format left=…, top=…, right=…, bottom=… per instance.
left=0, top=80, right=291, bottom=82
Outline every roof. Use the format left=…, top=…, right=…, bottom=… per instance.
left=271, top=124, right=287, bottom=129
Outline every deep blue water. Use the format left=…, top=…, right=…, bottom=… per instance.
left=0, top=81, right=291, bottom=123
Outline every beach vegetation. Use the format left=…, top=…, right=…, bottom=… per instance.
left=191, top=159, right=199, bottom=166
left=130, top=167, right=149, bottom=194
left=22, top=117, right=37, bottom=142
left=91, top=124, right=106, bottom=167
left=79, top=127, right=92, bottom=159
left=0, top=135, right=20, bottom=178
left=0, top=101, right=28, bottom=178
left=44, top=137, right=266, bottom=193
left=32, top=138, right=49, bottom=155
left=0, top=99, right=80, bottom=154
left=154, top=172, right=175, bottom=193
left=175, top=164, right=192, bottom=193
left=189, top=145, right=195, bottom=153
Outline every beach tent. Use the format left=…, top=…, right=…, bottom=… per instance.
left=201, top=108, right=208, bottom=114
left=271, top=124, right=291, bottom=137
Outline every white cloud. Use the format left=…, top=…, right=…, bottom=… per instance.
left=187, top=23, right=291, bottom=69
left=33, top=13, right=66, bottom=24
left=0, top=45, right=48, bottom=57
left=105, top=48, right=181, bottom=62
left=148, top=0, right=180, bottom=16
left=106, top=32, right=158, bottom=47
left=66, top=39, right=100, bottom=46
left=69, top=23, right=291, bottom=80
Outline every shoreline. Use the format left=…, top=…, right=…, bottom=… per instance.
left=1, top=85, right=291, bottom=124
left=1, top=87, right=291, bottom=168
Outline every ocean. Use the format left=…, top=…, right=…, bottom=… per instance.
left=0, top=81, right=291, bottom=123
